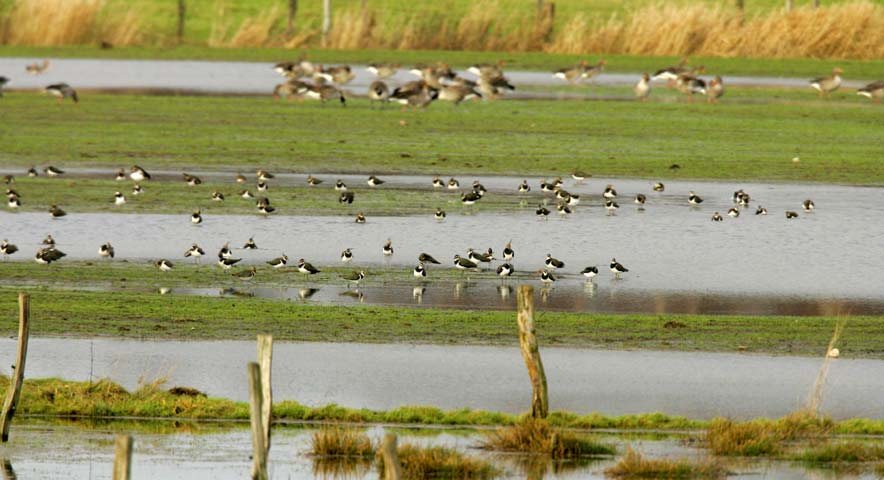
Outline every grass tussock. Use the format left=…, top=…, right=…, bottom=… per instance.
left=479, top=418, right=615, bottom=458
left=704, top=411, right=834, bottom=456
left=310, top=425, right=375, bottom=457
left=605, top=448, right=727, bottom=478
left=793, top=441, right=884, bottom=464
left=377, top=443, right=499, bottom=479
left=0, top=0, right=141, bottom=46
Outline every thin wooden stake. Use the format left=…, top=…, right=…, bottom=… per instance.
left=248, top=362, right=268, bottom=480
left=256, top=334, right=273, bottom=453
left=380, top=433, right=401, bottom=480
left=517, top=285, right=548, bottom=419
left=112, top=435, right=133, bottom=480
left=0, top=293, right=30, bottom=443
left=1, top=458, right=16, bottom=480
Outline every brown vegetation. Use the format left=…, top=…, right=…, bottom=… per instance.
left=376, top=443, right=499, bottom=479
left=605, top=448, right=727, bottom=478
left=479, top=417, right=615, bottom=458
left=310, top=425, right=375, bottom=457
left=704, top=411, right=834, bottom=456
left=0, top=0, right=141, bottom=46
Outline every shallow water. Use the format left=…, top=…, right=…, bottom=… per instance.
left=2, top=338, right=883, bottom=419
left=0, top=58, right=865, bottom=98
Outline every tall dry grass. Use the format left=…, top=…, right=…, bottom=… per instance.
left=0, top=0, right=141, bottom=46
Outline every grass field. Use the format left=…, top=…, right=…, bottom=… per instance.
left=2, top=93, right=882, bottom=185
left=0, top=286, right=880, bottom=357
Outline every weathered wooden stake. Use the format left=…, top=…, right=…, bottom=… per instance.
left=256, top=334, right=273, bottom=453
left=516, top=285, right=548, bottom=419
left=286, top=0, right=298, bottom=35
left=0, top=293, right=30, bottom=443
left=1, top=458, right=16, bottom=480
left=177, top=0, right=186, bottom=44
left=112, top=435, right=133, bottom=480
left=322, top=0, right=332, bottom=46
left=380, top=433, right=401, bottom=480
left=248, top=362, right=268, bottom=480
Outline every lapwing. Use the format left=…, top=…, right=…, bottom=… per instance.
left=603, top=185, right=617, bottom=199
left=7, top=195, right=20, bottom=209
left=447, top=178, right=460, bottom=190
left=115, top=169, right=126, bottom=181
left=45, top=83, right=78, bottom=104
left=267, top=254, right=288, bottom=269
left=218, top=242, right=232, bottom=259
left=27, top=167, right=38, bottom=177
left=634, top=194, right=646, bottom=210
left=340, top=191, right=355, bottom=204
left=257, top=182, right=269, bottom=192
left=191, top=210, right=202, bottom=224
left=183, top=173, right=202, bottom=186
left=454, top=254, right=478, bottom=271
left=35, top=247, right=65, bottom=264
left=610, top=258, right=628, bottom=278
left=257, top=199, right=275, bottom=214
left=497, top=263, right=514, bottom=278
left=557, top=204, right=572, bottom=217
left=460, top=191, right=482, bottom=205
left=217, top=256, right=242, bottom=270
left=786, top=211, right=799, bottom=219
left=98, top=242, right=114, bottom=259
left=130, top=165, right=151, bottom=181
left=432, top=177, right=445, bottom=188
left=342, top=270, right=365, bottom=287
left=810, top=68, right=843, bottom=98
left=571, top=170, right=590, bottom=184
left=653, top=182, right=665, bottom=192
left=419, top=253, right=441, bottom=264
left=536, top=204, right=550, bottom=218
left=243, top=237, right=258, bottom=249
left=545, top=254, right=565, bottom=270
left=44, top=166, right=65, bottom=176
left=435, top=208, right=446, bottom=221
left=42, top=234, right=55, bottom=245
left=518, top=180, right=531, bottom=193
left=540, top=180, right=554, bottom=193
left=538, top=269, right=556, bottom=284
left=468, top=248, right=492, bottom=264
left=727, top=207, right=740, bottom=218
left=755, top=206, right=768, bottom=216
left=712, top=212, right=723, bottom=221
left=803, top=199, right=815, bottom=212
left=605, top=199, right=619, bottom=215
left=472, top=181, right=487, bottom=195
left=688, top=191, right=703, bottom=205
left=49, top=205, right=66, bottom=218
left=236, top=173, right=247, bottom=184
left=1, top=240, right=18, bottom=259
left=257, top=169, right=275, bottom=181
left=414, top=263, right=427, bottom=278
left=155, top=259, right=174, bottom=271
left=240, top=190, right=253, bottom=199
left=383, top=239, right=394, bottom=256
left=307, top=175, right=323, bottom=186
left=355, top=213, right=366, bottom=223
left=184, top=244, right=205, bottom=263
left=335, top=180, right=347, bottom=191
left=212, top=191, right=225, bottom=201
left=367, top=175, right=384, bottom=187
left=132, top=184, right=144, bottom=195
left=114, top=192, right=126, bottom=205
left=580, top=266, right=599, bottom=281
left=2, top=175, right=13, bottom=185
left=503, top=242, right=515, bottom=261
left=341, top=248, right=353, bottom=263
left=298, top=258, right=321, bottom=274
left=233, top=266, right=257, bottom=280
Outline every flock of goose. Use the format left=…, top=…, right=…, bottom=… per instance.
left=3, top=164, right=819, bottom=286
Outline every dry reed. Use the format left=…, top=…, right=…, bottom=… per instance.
left=0, top=0, right=141, bottom=46
left=704, top=411, right=834, bottom=457
left=605, top=447, right=727, bottom=478
left=376, top=443, right=499, bottom=479
left=310, top=425, right=375, bottom=458
left=479, top=417, right=615, bottom=458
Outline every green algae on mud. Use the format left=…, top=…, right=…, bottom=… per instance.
left=2, top=93, right=882, bottom=185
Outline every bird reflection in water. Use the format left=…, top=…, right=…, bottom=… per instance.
left=220, top=287, right=254, bottom=298
left=583, top=281, right=598, bottom=297
left=158, top=287, right=171, bottom=295
left=497, top=284, right=513, bottom=301
left=412, top=286, right=425, bottom=304
left=540, top=285, right=553, bottom=303
left=299, top=288, right=319, bottom=301
left=454, top=282, right=466, bottom=300
left=339, top=289, right=364, bottom=303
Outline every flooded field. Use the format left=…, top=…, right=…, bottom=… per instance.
left=2, top=338, right=882, bottom=420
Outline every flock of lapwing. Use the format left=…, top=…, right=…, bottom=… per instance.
left=3, top=164, right=819, bottom=286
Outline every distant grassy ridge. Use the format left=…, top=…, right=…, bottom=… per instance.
left=1, top=288, right=883, bottom=357
left=2, top=93, right=881, bottom=185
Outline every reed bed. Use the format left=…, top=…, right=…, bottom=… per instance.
left=1, top=0, right=881, bottom=59
left=793, top=440, right=884, bottom=464
left=376, top=443, right=499, bottom=479
left=479, top=417, right=615, bottom=459
left=704, top=411, right=834, bottom=456
left=605, top=448, right=727, bottom=478
left=310, top=425, right=375, bottom=457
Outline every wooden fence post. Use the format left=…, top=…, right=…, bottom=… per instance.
left=248, top=362, right=268, bottom=480
left=0, top=458, right=16, bottom=480
left=0, top=293, right=30, bottom=443
left=380, top=433, right=401, bottom=480
left=256, top=335, right=272, bottom=453
left=112, top=435, right=133, bottom=480
left=177, top=0, right=186, bottom=44
left=517, top=286, right=548, bottom=419
left=286, top=0, right=298, bottom=35
left=322, top=0, right=332, bottom=46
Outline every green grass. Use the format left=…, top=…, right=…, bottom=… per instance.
left=605, top=448, right=726, bottom=478
left=2, top=45, right=882, bottom=79
left=793, top=441, right=884, bottom=464
left=2, top=93, right=882, bottom=185
left=704, top=412, right=833, bottom=457
left=1, top=286, right=884, bottom=357
left=378, top=443, right=500, bottom=479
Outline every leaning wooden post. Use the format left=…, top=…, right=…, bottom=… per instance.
left=1, top=458, right=16, bottom=480
left=517, top=285, right=548, bottom=419
left=1, top=293, right=30, bottom=443
left=256, top=334, right=273, bottom=453
left=112, top=435, right=133, bottom=480
left=248, top=362, right=268, bottom=480
left=380, top=433, right=401, bottom=480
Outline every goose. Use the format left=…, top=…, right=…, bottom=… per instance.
left=1, top=240, right=19, bottom=259
left=306, top=175, right=322, bottom=186
left=603, top=184, right=617, bottom=199
left=267, top=254, right=288, bottom=269
left=447, top=178, right=460, bottom=190
left=581, top=266, right=598, bottom=280
left=243, top=238, right=258, bottom=249
left=419, top=252, right=441, bottom=264
left=414, top=263, right=428, bottom=278
left=49, top=205, right=66, bottom=218
left=272, top=80, right=310, bottom=100
left=785, top=211, right=799, bottom=219
left=26, top=59, right=50, bottom=75
left=355, top=212, right=366, bottom=223
left=44, top=166, right=65, bottom=176
left=536, top=204, right=550, bottom=218
left=45, top=83, right=78, bottom=104
left=439, top=84, right=482, bottom=105
left=707, top=76, right=724, bottom=103
left=115, top=169, right=126, bottom=181
left=183, top=173, right=202, bottom=186
left=368, top=80, right=390, bottom=106
left=256, top=169, right=275, bottom=181
left=545, top=253, right=564, bottom=270
left=335, top=180, right=347, bottom=191
left=605, top=200, right=619, bottom=215
left=367, top=175, right=384, bottom=187
left=339, top=191, right=355, bottom=204
left=316, top=65, right=355, bottom=85
left=538, top=269, right=556, bottom=284
left=460, top=191, right=482, bottom=205
left=233, top=266, right=257, bottom=280
left=810, top=68, right=843, bottom=98
left=99, top=242, right=115, bottom=259
left=298, top=258, right=321, bottom=274
left=130, top=165, right=151, bottom=181
left=303, top=83, right=346, bottom=105
left=273, top=58, right=311, bottom=78
left=391, top=84, right=439, bottom=109
left=383, top=239, right=394, bottom=256
left=518, top=180, right=531, bottom=193
left=652, top=58, right=691, bottom=82
left=634, top=194, right=646, bottom=210
left=755, top=206, right=768, bottom=215
left=803, top=199, right=815, bottom=212
left=688, top=191, right=703, bottom=205
left=432, top=177, right=445, bottom=188
left=35, top=247, right=65, bottom=264
left=155, top=259, right=174, bottom=271
left=675, top=74, right=706, bottom=102
left=610, top=258, right=628, bottom=278
left=453, top=254, right=478, bottom=271
left=857, top=81, right=884, bottom=103
left=497, top=263, right=514, bottom=277
left=634, top=73, right=651, bottom=101
left=468, top=60, right=506, bottom=78
left=477, top=73, right=515, bottom=100
left=341, top=248, right=353, bottom=263
left=434, top=208, right=446, bottom=221
left=114, top=192, right=126, bottom=205
left=217, top=256, right=242, bottom=270
left=342, top=270, right=365, bottom=287
left=727, top=207, right=740, bottom=218
left=554, top=60, right=589, bottom=84
left=184, top=244, right=205, bottom=263
left=653, top=182, right=665, bottom=192
left=212, top=191, right=225, bottom=201
left=367, top=63, right=399, bottom=79
left=712, top=212, right=723, bottom=222
left=0, top=76, right=6, bottom=97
